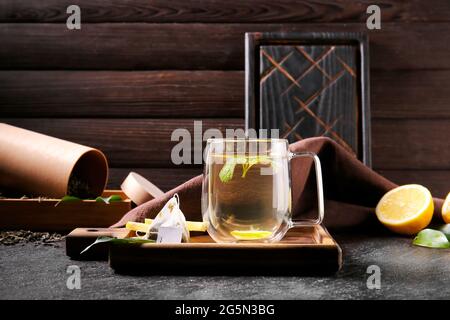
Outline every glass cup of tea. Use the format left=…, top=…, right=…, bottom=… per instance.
left=202, top=138, right=324, bottom=243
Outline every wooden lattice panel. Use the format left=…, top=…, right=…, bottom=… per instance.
left=246, top=32, right=371, bottom=166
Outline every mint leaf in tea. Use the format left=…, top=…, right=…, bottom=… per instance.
left=219, top=155, right=273, bottom=182
left=218, top=157, right=237, bottom=183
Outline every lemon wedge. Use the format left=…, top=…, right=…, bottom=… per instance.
left=126, top=221, right=150, bottom=233
left=376, top=184, right=434, bottom=235
left=230, top=230, right=273, bottom=240
left=442, top=192, right=450, bottom=224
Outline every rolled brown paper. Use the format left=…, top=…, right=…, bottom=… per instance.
left=0, top=123, right=108, bottom=198
left=121, top=172, right=165, bottom=205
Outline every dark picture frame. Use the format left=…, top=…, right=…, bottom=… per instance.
left=245, top=32, right=371, bottom=167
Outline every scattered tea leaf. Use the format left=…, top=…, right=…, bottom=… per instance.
left=95, top=195, right=122, bottom=204
left=68, top=174, right=93, bottom=199
left=80, top=236, right=155, bottom=255
left=0, top=230, right=63, bottom=246
left=413, top=229, right=450, bottom=249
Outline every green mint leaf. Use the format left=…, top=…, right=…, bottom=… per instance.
left=95, top=195, right=122, bottom=204
left=241, top=163, right=250, bottom=178
left=437, top=224, right=450, bottom=241
left=54, top=195, right=81, bottom=207
left=241, top=158, right=258, bottom=178
left=80, top=236, right=155, bottom=255
left=220, top=155, right=275, bottom=181
left=61, top=195, right=81, bottom=202
left=413, top=229, right=450, bottom=249
left=80, top=236, right=115, bottom=254
left=241, top=155, right=273, bottom=178
left=219, top=158, right=236, bottom=183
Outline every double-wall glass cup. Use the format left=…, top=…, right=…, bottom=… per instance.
left=202, top=138, right=324, bottom=243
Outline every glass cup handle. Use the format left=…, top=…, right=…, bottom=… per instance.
left=288, top=151, right=325, bottom=226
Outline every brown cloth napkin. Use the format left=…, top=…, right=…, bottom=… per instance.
left=112, top=137, right=444, bottom=231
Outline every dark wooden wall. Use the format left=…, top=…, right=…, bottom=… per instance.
left=0, top=1, right=449, bottom=196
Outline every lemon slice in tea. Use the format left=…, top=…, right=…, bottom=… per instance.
left=230, top=230, right=273, bottom=240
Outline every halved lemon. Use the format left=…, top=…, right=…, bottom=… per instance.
left=442, top=192, right=450, bottom=224
left=230, top=230, right=273, bottom=240
left=376, top=184, right=434, bottom=235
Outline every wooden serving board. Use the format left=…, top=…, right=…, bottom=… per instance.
left=66, top=227, right=131, bottom=260
left=67, top=225, right=342, bottom=274
left=0, top=190, right=131, bottom=232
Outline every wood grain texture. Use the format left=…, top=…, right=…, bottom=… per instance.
left=372, top=119, right=450, bottom=170
left=1, top=118, right=448, bottom=170
left=0, top=118, right=244, bottom=168
left=107, top=167, right=202, bottom=192
left=1, top=23, right=450, bottom=70
left=379, top=170, right=450, bottom=199
left=109, top=225, right=342, bottom=275
left=2, top=70, right=449, bottom=119
left=0, top=191, right=131, bottom=232
left=0, top=0, right=446, bottom=235
left=372, top=70, right=450, bottom=119
left=107, top=168, right=450, bottom=200
left=258, top=43, right=361, bottom=157
left=1, top=0, right=449, bottom=23
left=0, top=71, right=244, bottom=118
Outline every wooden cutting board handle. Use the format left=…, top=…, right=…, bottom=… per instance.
left=66, top=227, right=131, bottom=260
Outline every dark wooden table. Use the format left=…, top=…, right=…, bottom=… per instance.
left=1, top=233, right=448, bottom=299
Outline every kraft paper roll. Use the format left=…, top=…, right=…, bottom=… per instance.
left=0, top=123, right=108, bottom=198
left=121, top=172, right=164, bottom=205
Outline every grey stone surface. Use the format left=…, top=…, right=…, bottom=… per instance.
left=0, top=234, right=449, bottom=300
